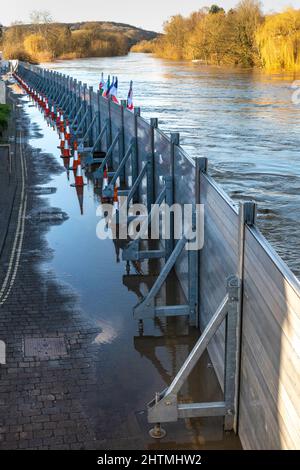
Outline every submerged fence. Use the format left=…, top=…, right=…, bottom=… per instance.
left=15, top=63, right=300, bottom=449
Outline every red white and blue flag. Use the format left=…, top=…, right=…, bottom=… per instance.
left=102, top=75, right=111, bottom=98
left=127, top=81, right=134, bottom=111
left=110, top=77, right=119, bottom=104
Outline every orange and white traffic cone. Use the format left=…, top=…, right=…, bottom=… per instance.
left=63, top=139, right=71, bottom=158
left=65, top=122, right=71, bottom=141
left=60, top=113, right=64, bottom=128
left=56, top=110, right=61, bottom=127
left=74, top=163, right=84, bottom=187
left=58, top=132, right=65, bottom=150
left=72, top=150, right=80, bottom=171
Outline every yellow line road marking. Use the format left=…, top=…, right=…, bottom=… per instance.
left=0, top=131, right=27, bottom=305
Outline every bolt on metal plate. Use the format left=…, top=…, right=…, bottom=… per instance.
left=24, top=337, right=67, bottom=359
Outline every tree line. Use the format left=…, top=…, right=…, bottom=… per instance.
left=0, top=11, right=156, bottom=63
left=132, top=1, right=300, bottom=71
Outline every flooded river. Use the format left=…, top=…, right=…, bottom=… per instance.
left=44, top=52, right=300, bottom=277
left=23, top=53, right=300, bottom=449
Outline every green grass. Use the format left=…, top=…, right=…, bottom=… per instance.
left=0, top=104, right=10, bottom=134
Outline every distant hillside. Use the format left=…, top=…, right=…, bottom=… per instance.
left=0, top=21, right=158, bottom=62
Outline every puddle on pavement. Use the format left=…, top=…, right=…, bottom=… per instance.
left=24, top=98, right=241, bottom=449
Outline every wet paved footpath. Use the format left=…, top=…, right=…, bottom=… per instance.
left=0, top=90, right=241, bottom=450
left=0, top=93, right=109, bottom=450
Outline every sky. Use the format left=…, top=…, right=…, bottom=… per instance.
left=1, top=0, right=299, bottom=32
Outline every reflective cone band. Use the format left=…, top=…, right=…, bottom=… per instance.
left=59, top=132, right=65, bottom=149
left=63, top=139, right=71, bottom=158
left=75, top=163, right=84, bottom=187
left=65, top=124, right=71, bottom=141
left=73, top=150, right=79, bottom=170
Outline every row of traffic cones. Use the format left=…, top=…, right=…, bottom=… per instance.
left=13, top=72, right=121, bottom=205
left=14, top=72, right=86, bottom=189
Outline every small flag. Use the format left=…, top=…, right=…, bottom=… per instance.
left=110, top=77, right=119, bottom=104
left=102, top=75, right=111, bottom=98
left=107, top=76, right=115, bottom=98
left=99, top=72, right=104, bottom=94
left=127, top=81, right=134, bottom=111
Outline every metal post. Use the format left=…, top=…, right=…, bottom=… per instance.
left=107, top=97, right=113, bottom=150
left=120, top=99, right=127, bottom=184
left=234, top=201, right=257, bottom=432
left=71, top=79, right=78, bottom=118
left=170, top=132, right=180, bottom=179
left=97, top=90, right=102, bottom=151
left=132, top=107, right=140, bottom=203
left=195, top=157, right=208, bottom=328
left=169, top=133, right=180, bottom=257
left=165, top=175, right=173, bottom=260
left=88, top=86, right=94, bottom=147
left=148, top=118, right=158, bottom=215
left=77, top=81, right=82, bottom=127
left=82, top=83, right=88, bottom=136
left=188, top=209, right=199, bottom=327
left=224, top=275, right=240, bottom=431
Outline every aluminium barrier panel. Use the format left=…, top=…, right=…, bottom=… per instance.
left=153, top=128, right=171, bottom=199
left=153, top=129, right=171, bottom=254
left=110, top=101, right=122, bottom=171
left=239, top=226, right=300, bottom=450
left=99, top=96, right=109, bottom=152
left=199, top=172, right=239, bottom=388
left=173, top=147, right=196, bottom=301
left=91, top=91, right=99, bottom=147
left=137, top=116, right=152, bottom=206
left=123, top=108, right=135, bottom=189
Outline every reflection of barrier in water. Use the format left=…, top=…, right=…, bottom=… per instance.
left=14, top=64, right=300, bottom=449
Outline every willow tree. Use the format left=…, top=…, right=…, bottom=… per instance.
left=256, top=8, right=300, bottom=71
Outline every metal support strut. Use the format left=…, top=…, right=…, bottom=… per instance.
left=147, top=275, right=240, bottom=437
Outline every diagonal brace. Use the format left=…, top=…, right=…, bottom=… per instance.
left=102, top=140, right=135, bottom=197
left=147, top=293, right=229, bottom=423
left=93, top=131, right=121, bottom=180
left=133, top=235, right=188, bottom=320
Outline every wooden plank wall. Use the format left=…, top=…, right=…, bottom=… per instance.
left=239, top=227, right=300, bottom=449
left=199, top=173, right=239, bottom=388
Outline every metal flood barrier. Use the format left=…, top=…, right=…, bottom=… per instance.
left=15, top=63, right=300, bottom=449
